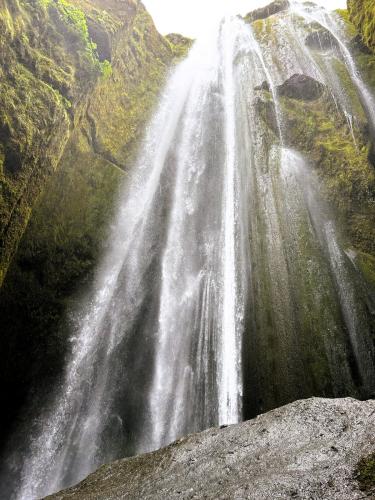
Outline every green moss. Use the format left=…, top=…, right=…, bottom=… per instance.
left=348, top=0, right=375, bottom=53
left=0, top=0, right=118, bottom=285
left=355, top=453, right=375, bottom=495
left=335, top=9, right=357, bottom=38
left=0, top=0, right=172, bottom=288
left=356, top=51, right=375, bottom=91
left=165, top=33, right=194, bottom=60
left=38, top=0, right=52, bottom=7
left=337, top=5, right=375, bottom=91
left=356, top=251, right=375, bottom=287
left=252, top=19, right=265, bottom=38
left=331, top=58, right=366, bottom=120
left=86, top=4, right=173, bottom=168
left=0, top=131, right=123, bottom=433
left=48, top=0, right=102, bottom=72
left=0, top=7, right=15, bottom=38
left=100, top=59, right=112, bottom=79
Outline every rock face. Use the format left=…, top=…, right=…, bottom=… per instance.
left=244, top=0, right=289, bottom=23
left=255, top=81, right=270, bottom=91
left=305, top=28, right=340, bottom=51
left=255, top=70, right=375, bottom=267
left=166, top=33, right=194, bottom=58
left=47, top=398, right=375, bottom=500
left=277, top=74, right=325, bottom=101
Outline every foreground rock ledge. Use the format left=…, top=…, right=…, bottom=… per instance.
left=48, top=398, right=375, bottom=499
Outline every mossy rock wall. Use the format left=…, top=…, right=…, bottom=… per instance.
left=348, top=0, right=375, bottom=53
left=0, top=0, right=105, bottom=286
left=0, top=0, right=186, bottom=444
left=0, top=0, right=190, bottom=287
left=251, top=7, right=375, bottom=288
left=255, top=91, right=375, bottom=257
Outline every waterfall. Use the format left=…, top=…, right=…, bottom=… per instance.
left=3, top=4, right=375, bottom=499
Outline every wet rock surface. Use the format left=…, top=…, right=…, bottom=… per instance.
left=305, top=28, right=340, bottom=51
left=48, top=398, right=375, bottom=500
left=255, top=81, right=271, bottom=91
left=277, top=73, right=325, bottom=101
left=244, top=0, right=289, bottom=23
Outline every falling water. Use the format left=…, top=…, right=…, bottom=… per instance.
left=2, top=3, right=375, bottom=499
left=291, top=0, right=375, bottom=132
left=10, top=15, right=252, bottom=500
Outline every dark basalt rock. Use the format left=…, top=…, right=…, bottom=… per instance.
left=255, top=97, right=279, bottom=138
left=244, top=0, right=289, bottom=23
left=303, top=1, right=319, bottom=6
left=305, top=28, right=340, bottom=51
left=277, top=73, right=325, bottom=101
left=350, top=34, right=373, bottom=55
left=255, top=81, right=270, bottom=91
left=86, top=19, right=112, bottom=62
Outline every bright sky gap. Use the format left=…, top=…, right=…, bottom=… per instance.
left=143, top=0, right=347, bottom=37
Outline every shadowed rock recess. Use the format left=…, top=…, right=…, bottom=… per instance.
left=47, top=398, right=375, bottom=500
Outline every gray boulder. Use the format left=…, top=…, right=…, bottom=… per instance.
left=47, top=398, right=375, bottom=499
left=277, top=73, right=325, bottom=101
